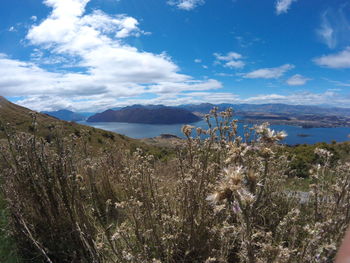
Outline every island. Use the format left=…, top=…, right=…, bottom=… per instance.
left=87, top=105, right=201, bottom=124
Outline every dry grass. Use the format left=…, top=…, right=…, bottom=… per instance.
left=0, top=108, right=349, bottom=262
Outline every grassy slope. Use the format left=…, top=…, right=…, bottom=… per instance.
left=0, top=96, right=173, bottom=158
left=0, top=96, right=133, bottom=148
left=0, top=96, right=171, bottom=261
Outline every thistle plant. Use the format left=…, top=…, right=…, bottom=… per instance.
left=0, top=108, right=349, bottom=262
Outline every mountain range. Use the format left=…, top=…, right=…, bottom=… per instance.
left=42, top=109, right=86, bottom=121
left=24, top=102, right=350, bottom=125
left=87, top=105, right=201, bottom=124
left=179, top=103, right=350, bottom=116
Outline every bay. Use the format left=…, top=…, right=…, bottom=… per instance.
left=78, top=120, right=350, bottom=145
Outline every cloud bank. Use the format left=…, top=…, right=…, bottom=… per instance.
left=1, top=0, right=221, bottom=111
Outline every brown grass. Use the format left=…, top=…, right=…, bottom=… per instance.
left=0, top=108, right=349, bottom=262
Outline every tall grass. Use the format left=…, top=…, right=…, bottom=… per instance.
left=0, top=108, right=349, bottom=262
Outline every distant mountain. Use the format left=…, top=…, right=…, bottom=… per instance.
left=178, top=103, right=350, bottom=117
left=110, top=105, right=166, bottom=111
left=42, top=109, right=86, bottom=121
left=88, top=105, right=201, bottom=124
left=123, top=104, right=166, bottom=110
left=232, top=104, right=350, bottom=116
left=79, top=112, right=96, bottom=119
left=179, top=103, right=216, bottom=114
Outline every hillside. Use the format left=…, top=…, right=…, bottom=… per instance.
left=88, top=105, right=201, bottom=124
left=0, top=96, right=144, bottom=150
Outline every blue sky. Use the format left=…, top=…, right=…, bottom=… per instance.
left=1, top=0, right=350, bottom=112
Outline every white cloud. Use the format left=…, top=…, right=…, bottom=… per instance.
left=0, top=0, right=222, bottom=111
left=214, top=52, right=242, bottom=61
left=0, top=54, right=112, bottom=97
left=127, top=90, right=350, bottom=108
left=8, top=26, right=16, bottom=32
left=194, top=59, right=202, bottom=63
left=242, top=90, right=344, bottom=106
left=275, top=0, right=297, bottom=15
left=15, top=95, right=124, bottom=112
left=123, top=89, right=350, bottom=108
left=168, top=0, right=205, bottom=10
left=317, top=11, right=336, bottom=49
left=111, top=92, right=240, bottom=108
left=182, top=92, right=240, bottom=104
left=215, top=73, right=235, bottom=77
left=314, top=47, right=350, bottom=68
left=0, top=52, right=221, bottom=111
left=30, top=16, right=38, bottom=21
left=244, top=94, right=287, bottom=103
left=100, top=90, right=349, bottom=109
left=317, top=7, right=350, bottom=49
left=147, top=79, right=222, bottom=94
left=286, top=74, right=311, bottom=86
left=11, top=86, right=350, bottom=111
left=224, top=60, right=245, bottom=69
left=244, top=64, right=294, bottom=79
left=235, top=36, right=263, bottom=48
left=214, top=52, right=245, bottom=69
left=324, top=78, right=350, bottom=87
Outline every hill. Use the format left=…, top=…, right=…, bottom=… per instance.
left=88, top=105, right=201, bottom=124
left=0, top=96, right=143, bottom=150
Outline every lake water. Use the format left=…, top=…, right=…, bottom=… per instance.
left=78, top=120, right=350, bottom=145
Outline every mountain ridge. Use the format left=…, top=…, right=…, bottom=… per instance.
left=178, top=103, right=350, bottom=116
left=22, top=102, right=350, bottom=118
left=42, top=109, right=86, bottom=121
left=88, top=105, right=201, bottom=124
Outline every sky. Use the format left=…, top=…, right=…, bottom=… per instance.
left=1, top=0, right=350, bottom=112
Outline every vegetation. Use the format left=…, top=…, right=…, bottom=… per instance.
left=284, top=141, right=350, bottom=178
left=0, top=107, right=350, bottom=262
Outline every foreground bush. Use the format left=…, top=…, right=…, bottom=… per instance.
left=0, top=108, right=349, bottom=262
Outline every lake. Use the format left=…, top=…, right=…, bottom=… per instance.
left=78, top=120, right=350, bottom=145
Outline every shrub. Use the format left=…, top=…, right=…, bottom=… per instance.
left=0, top=127, right=102, bottom=262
